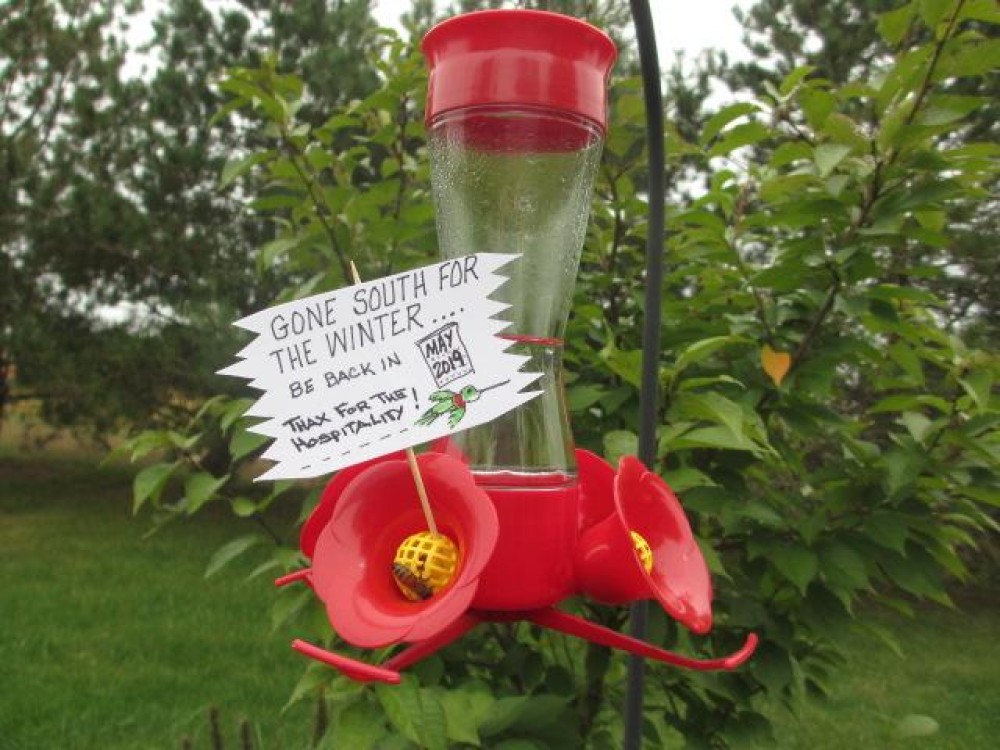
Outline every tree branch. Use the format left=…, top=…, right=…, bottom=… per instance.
left=730, top=181, right=777, bottom=346
left=278, top=125, right=352, bottom=281
left=760, top=1, right=969, bottom=391
left=902, top=0, right=967, bottom=130
left=381, top=92, right=411, bottom=277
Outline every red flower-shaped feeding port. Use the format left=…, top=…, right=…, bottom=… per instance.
left=280, top=449, right=756, bottom=684
left=299, top=451, right=407, bottom=561
left=576, top=453, right=713, bottom=634
left=310, top=453, right=498, bottom=648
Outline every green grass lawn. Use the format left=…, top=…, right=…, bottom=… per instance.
left=765, top=590, right=1000, bottom=749
left=1, top=452, right=997, bottom=749
left=0, top=455, right=313, bottom=750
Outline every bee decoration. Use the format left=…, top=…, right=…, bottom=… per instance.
left=391, top=562, right=435, bottom=601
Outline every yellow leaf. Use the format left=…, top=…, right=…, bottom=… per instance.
left=761, top=345, right=792, bottom=386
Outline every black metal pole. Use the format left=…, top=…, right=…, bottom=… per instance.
left=624, top=1, right=665, bottom=749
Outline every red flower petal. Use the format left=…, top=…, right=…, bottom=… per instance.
left=576, top=449, right=616, bottom=531
left=311, top=453, right=498, bottom=648
left=299, top=452, right=406, bottom=559
left=615, top=456, right=713, bottom=634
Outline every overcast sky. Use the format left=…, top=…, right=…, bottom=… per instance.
left=126, top=2, right=753, bottom=79
left=372, top=1, right=753, bottom=62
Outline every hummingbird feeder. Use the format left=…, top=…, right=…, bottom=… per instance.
left=277, top=8, right=757, bottom=685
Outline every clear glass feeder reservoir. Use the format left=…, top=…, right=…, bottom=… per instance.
left=429, top=110, right=603, bottom=477
left=422, top=9, right=616, bottom=609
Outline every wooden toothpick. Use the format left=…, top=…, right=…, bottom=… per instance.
left=349, top=261, right=439, bottom=535
left=406, top=448, right=438, bottom=535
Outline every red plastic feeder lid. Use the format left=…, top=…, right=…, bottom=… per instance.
left=421, top=9, right=618, bottom=133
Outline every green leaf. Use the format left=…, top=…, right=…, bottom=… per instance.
left=666, top=425, right=759, bottom=453
left=209, top=96, right=249, bottom=128
left=770, top=141, right=813, bottom=169
left=230, top=427, right=270, bottom=461
left=132, top=463, right=176, bottom=513
left=230, top=497, right=257, bottom=518
left=821, top=542, right=870, bottom=592
left=672, top=392, right=745, bottom=441
left=220, top=398, right=254, bottom=432
left=331, top=699, right=387, bottom=749
left=960, top=0, right=1000, bottom=23
left=245, top=559, right=281, bottom=582
left=601, top=346, right=643, bottom=388
left=759, top=174, right=818, bottom=202
left=918, top=0, right=951, bottom=30
left=677, top=374, right=746, bottom=392
left=479, top=695, right=568, bottom=737
left=511, top=695, right=568, bottom=732
left=567, top=384, right=606, bottom=412
left=779, top=65, right=816, bottom=96
left=878, top=549, right=948, bottom=602
left=672, top=336, right=743, bottom=376
left=167, top=431, right=201, bottom=451
left=769, top=546, right=819, bottom=595
left=878, top=4, right=915, bottom=46
left=934, top=39, right=1000, bottom=82
left=896, top=714, right=940, bottom=739
left=821, top=113, right=868, bottom=150
left=219, top=152, right=268, bottom=189
left=752, top=643, right=794, bottom=697
left=800, top=88, right=837, bottom=130
left=865, top=512, right=910, bottom=554
left=959, top=370, right=993, bottom=411
left=888, top=341, right=925, bottom=385
left=825, top=174, right=850, bottom=198
left=604, top=430, right=638, bottom=465
left=918, top=106, right=969, bottom=127
left=871, top=394, right=950, bottom=414
left=416, top=687, right=448, bottom=750
left=183, top=471, right=229, bottom=514
left=914, top=209, right=947, bottom=231
left=700, top=103, right=760, bottom=145
left=707, top=121, right=771, bottom=156
left=662, top=467, right=716, bottom=492
left=900, top=411, right=933, bottom=444
left=271, top=587, right=311, bottom=631
left=961, top=486, right=1000, bottom=509
left=438, top=686, right=493, bottom=747
left=696, top=536, right=730, bottom=580
left=855, top=620, right=904, bottom=658
left=283, top=663, right=328, bottom=711
left=614, top=93, right=645, bottom=123
left=883, top=449, right=922, bottom=496
left=739, top=501, right=788, bottom=528
left=376, top=679, right=448, bottom=749
left=770, top=197, right=848, bottom=227
left=478, top=696, right=531, bottom=737
left=753, top=258, right=824, bottom=290
left=205, top=534, right=263, bottom=578
left=257, top=237, right=300, bottom=270
left=813, top=143, right=853, bottom=178
left=126, top=431, right=172, bottom=462
left=890, top=179, right=965, bottom=213
left=722, top=711, right=774, bottom=746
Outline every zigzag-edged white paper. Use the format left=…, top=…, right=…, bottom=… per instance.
left=220, top=253, right=540, bottom=480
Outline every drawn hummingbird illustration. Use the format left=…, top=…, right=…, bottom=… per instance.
left=415, top=381, right=509, bottom=428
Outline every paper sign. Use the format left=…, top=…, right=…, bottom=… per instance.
left=220, top=254, right=539, bottom=480
left=417, top=322, right=474, bottom=387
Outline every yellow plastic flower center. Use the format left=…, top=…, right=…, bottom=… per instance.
left=392, top=531, right=459, bottom=601
left=630, top=530, right=654, bottom=574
